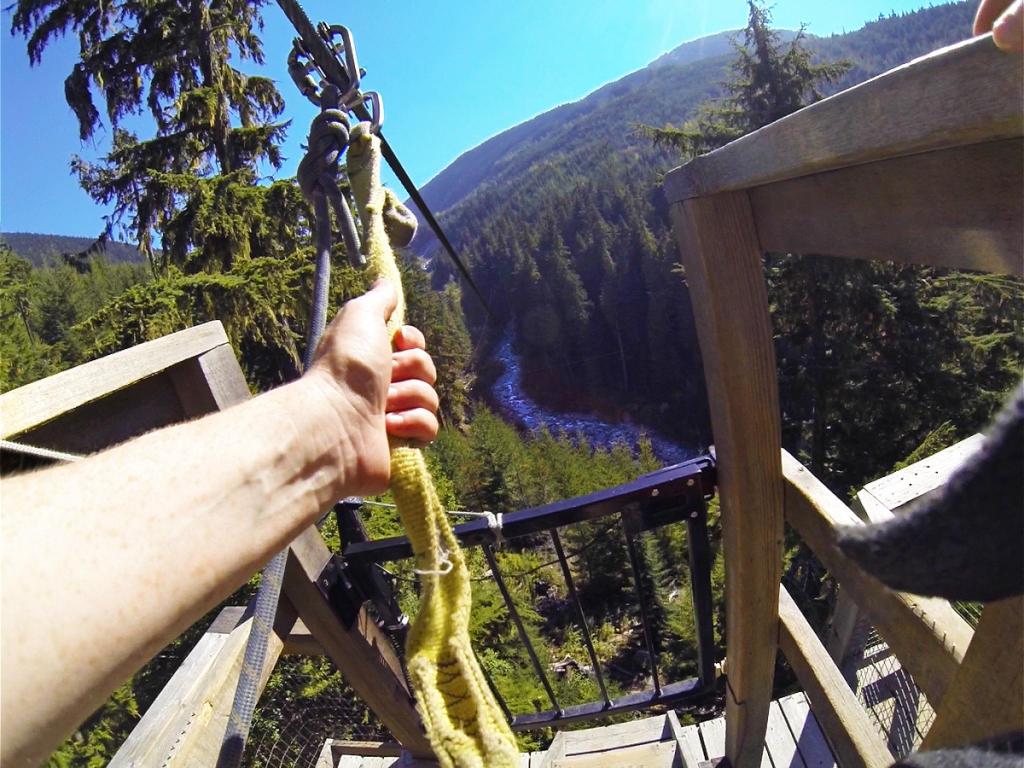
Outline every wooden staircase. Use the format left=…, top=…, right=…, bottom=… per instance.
left=327, top=692, right=840, bottom=767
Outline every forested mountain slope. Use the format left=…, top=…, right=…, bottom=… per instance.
left=1, top=232, right=145, bottom=267
left=413, top=2, right=1021, bottom=494
left=412, top=3, right=975, bottom=250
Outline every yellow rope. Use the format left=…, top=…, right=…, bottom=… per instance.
left=347, top=123, right=520, bottom=768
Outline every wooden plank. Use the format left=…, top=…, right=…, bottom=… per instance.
left=318, top=739, right=337, bottom=768
left=778, top=693, right=836, bottom=768
left=667, top=713, right=706, bottom=768
left=283, top=527, right=432, bottom=757
left=923, top=596, right=1024, bottom=748
left=670, top=192, right=783, bottom=768
left=552, top=741, right=678, bottom=767
left=696, top=717, right=724, bottom=761
left=862, top=434, right=985, bottom=513
left=751, top=139, right=1023, bottom=276
left=110, top=602, right=293, bottom=767
left=539, top=732, right=568, bottom=768
left=110, top=613, right=234, bottom=766
left=9, top=371, right=188, bottom=455
left=677, top=725, right=706, bottom=768
left=852, top=490, right=892, bottom=525
left=778, top=586, right=893, bottom=768
left=0, top=321, right=228, bottom=437
left=782, top=451, right=973, bottom=708
left=558, top=714, right=670, bottom=755
left=698, top=716, right=771, bottom=768
left=664, top=34, right=1023, bottom=202
left=329, top=741, right=404, bottom=758
left=764, top=700, right=807, bottom=768
left=169, top=343, right=252, bottom=416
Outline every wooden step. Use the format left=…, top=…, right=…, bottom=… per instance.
left=328, top=695, right=839, bottom=768
left=540, top=713, right=686, bottom=768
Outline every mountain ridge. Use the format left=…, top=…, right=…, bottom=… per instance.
left=411, top=3, right=976, bottom=259
left=1, top=231, right=146, bottom=267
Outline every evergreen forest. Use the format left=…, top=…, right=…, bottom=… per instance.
left=2, top=0, right=1021, bottom=764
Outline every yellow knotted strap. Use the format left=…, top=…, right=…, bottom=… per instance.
left=347, top=123, right=519, bottom=768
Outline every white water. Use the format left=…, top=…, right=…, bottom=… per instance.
left=490, top=333, right=695, bottom=465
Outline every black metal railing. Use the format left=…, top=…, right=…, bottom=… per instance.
left=329, top=454, right=718, bottom=731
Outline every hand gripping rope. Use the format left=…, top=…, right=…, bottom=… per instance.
left=221, top=7, right=512, bottom=766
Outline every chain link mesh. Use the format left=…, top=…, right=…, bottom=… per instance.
left=244, top=655, right=390, bottom=767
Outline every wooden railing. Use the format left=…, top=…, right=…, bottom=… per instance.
left=663, top=32, right=1023, bottom=768
left=0, top=322, right=433, bottom=764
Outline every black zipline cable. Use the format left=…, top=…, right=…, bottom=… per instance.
left=375, top=132, right=490, bottom=316
left=274, top=0, right=490, bottom=316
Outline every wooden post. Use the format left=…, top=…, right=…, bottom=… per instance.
left=923, top=596, right=1024, bottom=749
left=669, top=191, right=784, bottom=768
left=111, top=603, right=295, bottom=767
left=284, top=527, right=433, bottom=756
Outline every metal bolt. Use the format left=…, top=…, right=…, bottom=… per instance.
left=690, top=511, right=699, bottom=519
left=686, top=478, right=695, bottom=487
left=651, top=488, right=660, bottom=497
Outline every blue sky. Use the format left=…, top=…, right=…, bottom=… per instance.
left=1, top=1, right=959, bottom=238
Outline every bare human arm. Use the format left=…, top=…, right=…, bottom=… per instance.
left=0, top=280, right=439, bottom=767
left=975, top=0, right=1024, bottom=51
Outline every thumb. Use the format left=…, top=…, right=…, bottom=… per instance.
left=994, top=0, right=1024, bottom=52
left=356, top=279, right=399, bottom=322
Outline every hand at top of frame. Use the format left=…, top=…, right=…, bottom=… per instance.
left=975, top=0, right=1023, bottom=52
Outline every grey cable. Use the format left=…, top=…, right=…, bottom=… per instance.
left=0, top=439, right=83, bottom=463
left=218, top=84, right=359, bottom=768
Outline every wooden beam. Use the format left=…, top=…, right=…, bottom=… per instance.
left=670, top=192, right=784, bottom=768
left=282, top=619, right=325, bottom=655
left=0, top=322, right=229, bottom=438
left=664, top=34, right=1022, bottom=203
left=328, top=740, right=404, bottom=757
left=169, top=343, right=252, bottom=416
left=283, top=527, right=433, bottom=757
left=778, top=585, right=893, bottom=768
left=751, top=139, right=1023, bottom=276
left=110, top=602, right=293, bottom=767
left=923, top=596, right=1024, bottom=748
left=782, top=451, right=974, bottom=707
left=861, top=434, right=985, bottom=514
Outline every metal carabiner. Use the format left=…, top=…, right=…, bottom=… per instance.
left=359, top=91, right=384, bottom=133
left=287, top=40, right=321, bottom=106
left=321, top=24, right=361, bottom=106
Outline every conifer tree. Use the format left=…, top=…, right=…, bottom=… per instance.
left=639, top=0, right=852, bottom=477
left=638, top=1, right=848, bottom=156
left=12, top=0, right=291, bottom=271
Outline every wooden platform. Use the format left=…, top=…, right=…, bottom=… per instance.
left=326, top=692, right=838, bottom=768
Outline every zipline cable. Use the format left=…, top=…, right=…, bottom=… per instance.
left=274, top=0, right=491, bottom=316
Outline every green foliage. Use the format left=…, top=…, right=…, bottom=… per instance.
left=12, top=0, right=285, bottom=267
left=638, top=1, right=849, bottom=156
left=0, top=246, right=152, bottom=392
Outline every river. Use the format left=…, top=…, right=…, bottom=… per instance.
left=490, top=333, right=695, bottom=465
